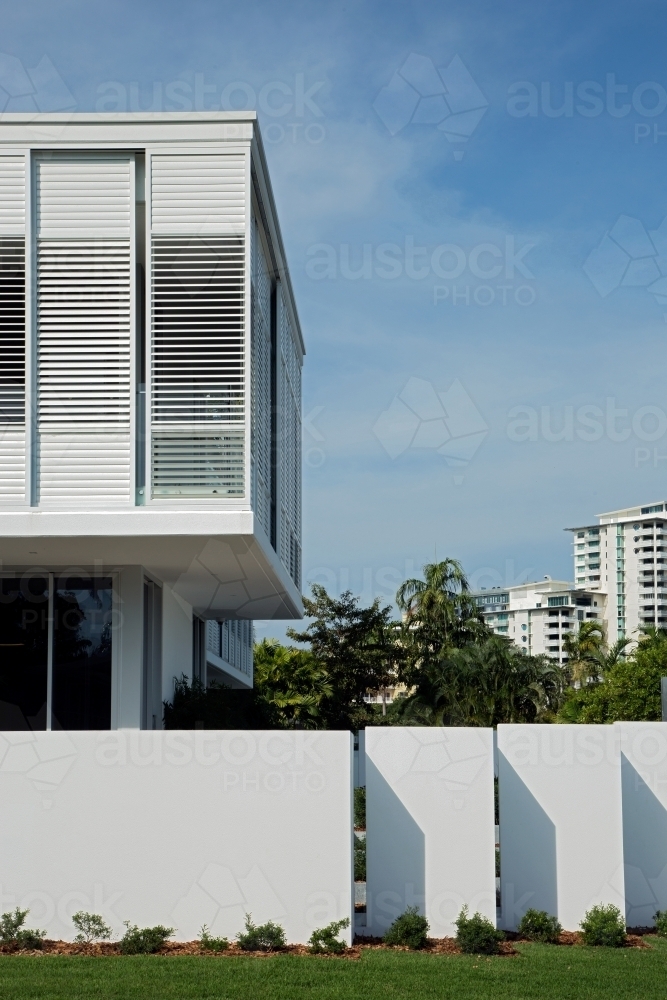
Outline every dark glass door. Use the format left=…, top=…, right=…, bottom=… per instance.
left=0, top=576, right=49, bottom=730
left=52, top=576, right=112, bottom=730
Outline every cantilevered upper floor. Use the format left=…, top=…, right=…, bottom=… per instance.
left=0, top=112, right=303, bottom=619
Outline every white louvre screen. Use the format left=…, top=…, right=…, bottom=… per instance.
left=151, top=429, right=244, bottom=497
left=221, top=619, right=253, bottom=677
left=206, top=619, right=253, bottom=679
left=36, top=155, right=132, bottom=504
left=0, top=238, right=26, bottom=501
left=37, top=241, right=131, bottom=429
left=279, top=287, right=302, bottom=587
left=0, top=239, right=25, bottom=425
left=0, top=430, right=25, bottom=501
left=150, top=235, right=245, bottom=498
left=0, top=156, right=25, bottom=234
left=39, top=434, right=131, bottom=501
left=151, top=154, right=245, bottom=233
left=251, top=217, right=272, bottom=535
left=36, top=156, right=131, bottom=238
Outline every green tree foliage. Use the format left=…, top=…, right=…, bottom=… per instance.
left=560, top=629, right=667, bottom=724
left=253, top=639, right=331, bottom=728
left=397, top=634, right=566, bottom=726
left=562, top=621, right=631, bottom=687
left=287, top=585, right=401, bottom=730
left=164, top=640, right=333, bottom=730
left=397, top=560, right=490, bottom=686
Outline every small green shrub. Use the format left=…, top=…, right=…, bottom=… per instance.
left=654, top=909, right=667, bottom=936
left=199, top=924, right=229, bottom=952
left=119, top=922, right=174, bottom=955
left=383, top=906, right=429, bottom=950
left=72, top=911, right=112, bottom=944
left=308, top=917, right=350, bottom=954
left=0, top=908, right=46, bottom=950
left=580, top=903, right=626, bottom=947
left=354, top=786, right=366, bottom=829
left=236, top=914, right=286, bottom=952
left=455, top=905, right=504, bottom=955
left=354, top=834, right=366, bottom=881
left=518, top=908, right=562, bottom=943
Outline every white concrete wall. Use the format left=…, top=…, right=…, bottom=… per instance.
left=0, top=730, right=353, bottom=943
left=617, top=721, right=667, bottom=927
left=162, top=583, right=193, bottom=703
left=365, top=727, right=495, bottom=937
left=498, top=724, right=624, bottom=931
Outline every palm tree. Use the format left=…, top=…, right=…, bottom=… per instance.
left=562, top=620, right=605, bottom=686
left=397, top=635, right=566, bottom=727
left=396, top=559, right=488, bottom=649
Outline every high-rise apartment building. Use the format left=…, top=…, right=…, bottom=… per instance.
left=567, top=500, right=667, bottom=643
left=474, top=579, right=604, bottom=663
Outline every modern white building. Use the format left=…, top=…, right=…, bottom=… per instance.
left=0, top=112, right=303, bottom=730
left=474, top=579, right=605, bottom=663
left=567, top=500, right=667, bottom=644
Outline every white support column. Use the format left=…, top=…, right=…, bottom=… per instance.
left=116, top=565, right=144, bottom=729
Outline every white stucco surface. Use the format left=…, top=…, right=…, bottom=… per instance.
left=498, top=724, right=624, bottom=931
left=365, top=726, right=495, bottom=937
left=616, top=721, right=667, bottom=927
left=0, top=730, right=352, bottom=943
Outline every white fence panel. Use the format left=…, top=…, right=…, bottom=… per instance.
left=497, top=724, right=624, bottom=931
left=616, top=721, right=667, bottom=928
left=365, top=726, right=495, bottom=937
left=0, top=730, right=353, bottom=943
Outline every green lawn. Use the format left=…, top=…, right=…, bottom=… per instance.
left=1, top=940, right=667, bottom=1000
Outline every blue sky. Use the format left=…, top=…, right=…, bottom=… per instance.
left=5, top=0, right=667, bottom=635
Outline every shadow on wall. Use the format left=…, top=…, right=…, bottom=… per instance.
left=365, top=758, right=425, bottom=935
left=498, top=750, right=557, bottom=931
left=621, top=753, right=667, bottom=927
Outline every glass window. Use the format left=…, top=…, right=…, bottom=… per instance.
left=0, top=577, right=49, bottom=730
left=52, top=577, right=113, bottom=730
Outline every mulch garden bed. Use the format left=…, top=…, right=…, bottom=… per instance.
left=0, top=930, right=654, bottom=958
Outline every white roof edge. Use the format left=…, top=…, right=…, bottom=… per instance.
left=0, top=111, right=258, bottom=124
left=250, top=126, right=305, bottom=358
left=472, top=579, right=575, bottom=595
left=596, top=501, right=667, bottom=519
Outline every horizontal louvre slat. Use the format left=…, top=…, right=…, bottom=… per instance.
left=0, top=429, right=25, bottom=501
left=151, top=429, right=244, bottom=498
left=0, top=238, right=25, bottom=425
left=251, top=218, right=272, bottom=537
left=279, top=286, right=302, bottom=587
left=39, top=434, right=131, bottom=501
left=151, top=236, right=244, bottom=424
left=38, top=240, right=131, bottom=430
left=36, top=158, right=131, bottom=237
left=0, top=157, right=25, bottom=234
left=151, top=154, right=245, bottom=232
